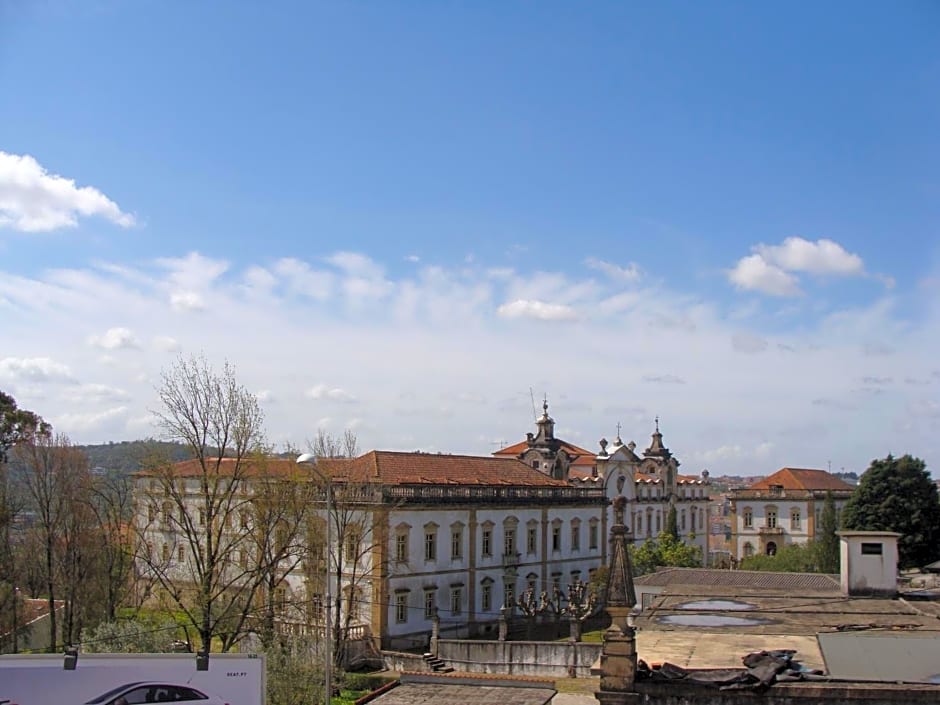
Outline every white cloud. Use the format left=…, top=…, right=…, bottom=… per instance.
left=585, top=257, right=642, bottom=282
left=756, top=237, right=864, bottom=275
left=62, top=383, right=130, bottom=403
left=306, top=384, right=358, bottom=403
left=0, top=249, right=936, bottom=476
left=88, top=326, right=140, bottom=350
left=273, top=258, right=333, bottom=300
left=728, top=254, right=802, bottom=297
left=153, top=335, right=180, bottom=352
left=0, top=357, right=75, bottom=383
left=55, top=405, right=129, bottom=433
left=497, top=299, right=578, bottom=321
left=729, top=237, right=872, bottom=297
left=642, top=374, right=686, bottom=385
left=0, top=151, right=135, bottom=232
left=731, top=333, right=769, bottom=354
left=170, top=291, right=204, bottom=312
left=256, top=389, right=275, bottom=403
left=405, top=255, right=420, bottom=263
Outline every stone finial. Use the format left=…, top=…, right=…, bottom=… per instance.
left=599, top=437, right=609, bottom=456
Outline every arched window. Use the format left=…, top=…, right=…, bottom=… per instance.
left=766, top=541, right=777, bottom=556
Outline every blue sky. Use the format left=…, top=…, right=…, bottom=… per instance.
left=1, top=2, right=938, bottom=476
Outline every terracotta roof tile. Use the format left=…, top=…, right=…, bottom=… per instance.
left=147, top=452, right=570, bottom=488
left=634, top=567, right=841, bottom=593
left=493, top=438, right=594, bottom=459
left=749, top=467, right=854, bottom=492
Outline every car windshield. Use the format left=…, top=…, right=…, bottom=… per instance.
left=85, top=683, right=142, bottom=704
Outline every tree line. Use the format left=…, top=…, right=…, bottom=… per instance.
left=0, top=356, right=381, bottom=687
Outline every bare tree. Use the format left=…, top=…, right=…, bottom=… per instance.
left=15, top=433, right=89, bottom=651
left=137, top=355, right=267, bottom=654
left=88, top=472, right=135, bottom=622
left=304, top=431, right=389, bottom=666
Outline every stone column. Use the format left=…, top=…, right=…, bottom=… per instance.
left=498, top=606, right=508, bottom=642
left=429, top=606, right=440, bottom=656
left=595, top=495, right=641, bottom=705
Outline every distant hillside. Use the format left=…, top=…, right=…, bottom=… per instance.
left=77, top=440, right=194, bottom=474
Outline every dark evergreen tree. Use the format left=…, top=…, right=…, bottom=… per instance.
left=841, top=454, right=940, bottom=569
left=664, top=504, right=678, bottom=540
left=815, top=491, right=840, bottom=573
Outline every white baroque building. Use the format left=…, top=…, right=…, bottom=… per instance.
left=494, top=404, right=711, bottom=560
left=134, top=404, right=709, bottom=650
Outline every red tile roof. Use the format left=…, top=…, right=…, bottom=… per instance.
left=749, top=467, right=854, bottom=492
left=146, top=452, right=570, bottom=488
left=348, top=451, right=570, bottom=486
left=493, top=439, right=595, bottom=459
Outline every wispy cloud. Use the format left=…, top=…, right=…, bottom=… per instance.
left=497, top=299, right=578, bottom=321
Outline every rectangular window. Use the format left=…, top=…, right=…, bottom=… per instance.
left=527, top=527, right=537, bottom=554
left=162, top=544, right=170, bottom=562
left=791, top=510, right=801, bottom=530
left=396, top=534, right=408, bottom=563
left=451, top=587, right=462, bottom=615
left=199, top=509, right=206, bottom=526
left=743, top=509, right=753, bottom=528
left=177, top=545, right=184, bottom=561
left=552, top=526, right=561, bottom=552
left=637, top=514, right=643, bottom=534
left=861, top=542, right=883, bottom=555
left=424, top=590, right=436, bottom=619
left=656, top=513, right=661, bottom=533
left=346, top=530, right=361, bottom=560
left=504, top=528, right=516, bottom=556
left=767, top=510, right=777, bottom=529
left=589, top=523, right=598, bottom=550
left=148, top=505, right=156, bottom=522
left=482, top=529, right=492, bottom=557
left=396, top=594, right=408, bottom=623
left=481, top=583, right=492, bottom=612
left=571, top=524, right=580, bottom=551
left=425, top=531, right=436, bottom=561
left=503, top=584, right=514, bottom=609
left=451, top=530, right=462, bottom=560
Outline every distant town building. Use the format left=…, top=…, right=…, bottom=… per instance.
left=728, top=468, right=854, bottom=561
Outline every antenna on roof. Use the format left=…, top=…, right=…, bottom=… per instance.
left=530, top=387, right=537, bottom=420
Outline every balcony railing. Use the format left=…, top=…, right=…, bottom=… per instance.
left=383, top=485, right=605, bottom=505
left=502, top=552, right=520, bottom=568
left=759, top=526, right=784, bottom=536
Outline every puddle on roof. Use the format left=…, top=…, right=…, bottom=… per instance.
left=657, top=614, right=772, bottom=628
left=677, top=599, right=756, bottom=611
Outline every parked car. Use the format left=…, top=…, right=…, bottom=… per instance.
left=84, top=682, right=227, bottom=705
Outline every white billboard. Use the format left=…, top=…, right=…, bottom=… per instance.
left=0, top=653, right=265, bottom=705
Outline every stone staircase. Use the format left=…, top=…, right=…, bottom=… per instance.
left=423, top=652, right=454, bottom=673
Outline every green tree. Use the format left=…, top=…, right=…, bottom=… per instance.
left=83, top=617, right=184, bottom=653
left=740, top=542, right=818, bottom=572
left=815, top=491, right=839, bottom=573
left=629, top=531, right=701, bottom=576
left=664, top=505, right=678, bottom=540
left=841, top=454, right=940, bottom=569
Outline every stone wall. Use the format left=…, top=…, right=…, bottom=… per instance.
left=381, top=650, right=430, bottom=673
left=436, top=639, right=602, bottom=678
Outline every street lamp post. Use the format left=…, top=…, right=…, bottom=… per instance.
left=296, top=453, right=332, bottom=704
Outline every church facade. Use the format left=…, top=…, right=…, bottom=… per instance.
left=494, top=402, right=711, bottom=561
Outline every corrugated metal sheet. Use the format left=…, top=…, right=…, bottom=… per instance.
left=818, top=631, right=940, bottom=684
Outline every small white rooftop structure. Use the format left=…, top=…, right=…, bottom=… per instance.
left=837, top=530, right=901, bottom=597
